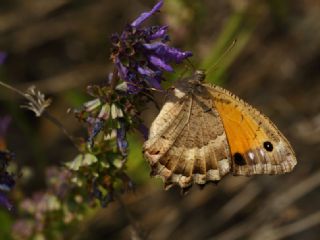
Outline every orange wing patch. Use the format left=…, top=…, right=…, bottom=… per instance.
left=213, top=93, right=268, bottom=159
left=208, top=84, right=296, bottom=176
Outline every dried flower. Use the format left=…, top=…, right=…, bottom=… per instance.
left=111, top=0, right=192, bottom=93
left=21, top=86, right=52, bottom=117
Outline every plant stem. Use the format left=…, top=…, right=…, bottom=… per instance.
left=0, top=80, right=26, bottom=97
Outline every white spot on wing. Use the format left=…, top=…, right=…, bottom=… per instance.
left=248, top=152, right=255, bottom=160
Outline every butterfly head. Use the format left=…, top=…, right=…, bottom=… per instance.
left=194, top=69, right=206, bottom=82
left=186, top=69, right=206, bottom=91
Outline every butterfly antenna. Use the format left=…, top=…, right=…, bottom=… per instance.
left=205, top=39, right=237, bottom=74
left=176, top=63, right=192, bottom=81
left=186, top=58, right=196, bottom=72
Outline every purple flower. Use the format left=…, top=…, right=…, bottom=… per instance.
left=149, top=26, right=168, bottom=40
left=110, top=0, right=192, bottom=94
left=87, top=119, right=104, bottom=147
left=116, top=119, right=128, bottom=157
left=143, top=42, right=192, bottom=63
left=149, top=55, right=174, bottom=72
left=131, top=0, right=164, bottom=28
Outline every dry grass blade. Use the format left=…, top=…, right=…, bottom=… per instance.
left=249, top=211, right=320, bottom=240
left=211, top=170, right=320, bottom=240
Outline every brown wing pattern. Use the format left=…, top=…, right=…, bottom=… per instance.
left=143, top=82, right=231, bottom=189
left=207, top=84, right=297, bottom=176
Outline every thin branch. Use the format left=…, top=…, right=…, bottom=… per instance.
left=0, top=80, right=26, bottom=97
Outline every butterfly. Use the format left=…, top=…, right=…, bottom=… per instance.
left=143, top=70, right=297, bottom=190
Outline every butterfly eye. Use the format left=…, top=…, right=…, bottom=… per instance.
left=263, top=141, right=273, bottom=152
left=233, top=152, right=246, bottom=166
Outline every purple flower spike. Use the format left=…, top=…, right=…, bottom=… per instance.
left=111, top=0, right=192, bottom=94
left=0, top=52, right=7, bottom=65
left=131, top=0, right=164, bottom=28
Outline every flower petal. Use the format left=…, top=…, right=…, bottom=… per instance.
left=144, top=43, right=192, bottom=63
left=137, top=66, right=154, bottom=76
left=149, top=26, right=168, bottom=40
left=145, top=76, right=162, bottom=89
left=137, top=66, right=162, bottom=89
left=149, top=55, right=173, bottom=72
left=131, top=0, right=164, bottom=28
left=115, top=58, right=128, bottom=81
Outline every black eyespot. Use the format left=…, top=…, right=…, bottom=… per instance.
left=234, top=152, right=246, bottom=166
left=263, top=141, right=273, bottom=152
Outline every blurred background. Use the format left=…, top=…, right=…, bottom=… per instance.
left=0, top=0, right=320, bottom=239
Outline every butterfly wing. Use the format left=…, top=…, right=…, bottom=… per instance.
left=143, top=81, right=232, bottom=189
left=207, top=84, right=297, bottom=176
